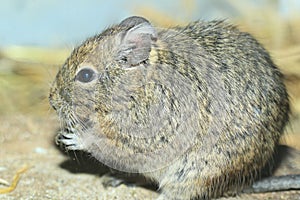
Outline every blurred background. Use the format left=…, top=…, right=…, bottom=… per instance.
left=0, top=0, right=299, bottom=146
left=0, top=1, right=300, bottom=198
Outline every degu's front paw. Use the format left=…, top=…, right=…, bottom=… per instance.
left=55, top=131, right=84, bottom=151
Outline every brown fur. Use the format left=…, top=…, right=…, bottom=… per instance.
left=49, top=16, right=290, bottom=199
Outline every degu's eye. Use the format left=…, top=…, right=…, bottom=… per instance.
left=75, top=68, right=96, bottom=83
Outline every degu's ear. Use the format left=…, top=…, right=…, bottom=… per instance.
left=116, top=16, right=157, bottom=66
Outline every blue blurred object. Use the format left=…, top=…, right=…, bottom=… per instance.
left=0, top=0, right=130, bottom=47
left=0, top=0, right=299, bottom=47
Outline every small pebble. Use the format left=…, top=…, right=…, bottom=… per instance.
left=34, top=147, right=47, bottom=154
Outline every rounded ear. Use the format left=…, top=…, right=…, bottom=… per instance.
left=119, top=16, right=151, bottom=28
left=117, top=16, right=157, bottom=66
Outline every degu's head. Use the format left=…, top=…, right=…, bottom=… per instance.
left=49, top=16, right=158, bottom=129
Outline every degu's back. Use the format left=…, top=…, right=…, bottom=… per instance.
left=144, top=19, right=290, bottom=199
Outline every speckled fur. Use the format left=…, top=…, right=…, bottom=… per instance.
left=49, top=17, right=290, bottom=199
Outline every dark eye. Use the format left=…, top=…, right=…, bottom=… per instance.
left=76, top=68, right=96, bottom=83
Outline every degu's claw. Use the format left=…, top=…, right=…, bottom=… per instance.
left=55, top=132, right=83, bottom=151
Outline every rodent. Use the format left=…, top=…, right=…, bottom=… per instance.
left=49, top=16, right=290, bottom=199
